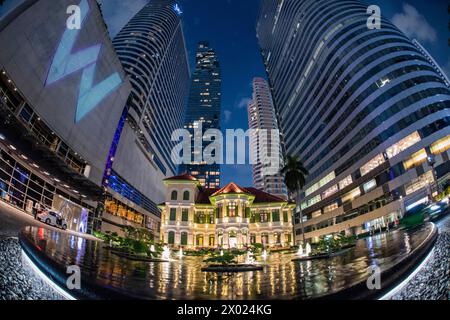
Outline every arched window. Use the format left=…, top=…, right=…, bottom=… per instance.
left=171, top=190, right=177, bottom=200
left=181, top=232, right=188, bottom=246
left=183, top=190, right=190, bottom=201
left=168, top=231, right=175, bottom=245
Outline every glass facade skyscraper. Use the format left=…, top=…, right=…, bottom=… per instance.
left=112, top=0, right=190, bottom=177
left=101, top=0, right=191, bottom=236
left=179, top=42, right=222, bottom=188
left=248, top=77, right=287, bottom=199
left=257, top=0, right=450, bottom=243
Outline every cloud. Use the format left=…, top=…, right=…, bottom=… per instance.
left=98, top=0, right=148, bottom=38
left=236, top=97, right=252, bottom=109
left=224, top=110, right=232, bottom=123
left=392, top=3, right=437, bottom=44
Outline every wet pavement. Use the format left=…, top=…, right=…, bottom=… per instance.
left=1, top=199, right=448, bottom=300
left=18, top=222, right=435, bottom=300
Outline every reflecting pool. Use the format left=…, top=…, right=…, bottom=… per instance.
left=20, top=223, right=434, bottom=299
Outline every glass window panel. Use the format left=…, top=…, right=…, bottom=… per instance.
left=430, top=135, right=450, bottom=155
left=361, top=154, right=385, bottom=176
left=386, top=131, right=421, bottom=158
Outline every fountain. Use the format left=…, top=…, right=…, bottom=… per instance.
left=245, top=251, right=255, bottom=265
left=161, top=245, right=171, bottom=261
left=220, top=250, right=224, bottom=256
left=150, top=245, right=155, bottom=252
left=179, top=248, right=183, bottom=259
left=305, top=243, right=311, bottom=256
left=296, top=243, right=312, bottom=258
left=297, top=245, right=304, bottom=256
left=261, top=249, right=268, bottom=261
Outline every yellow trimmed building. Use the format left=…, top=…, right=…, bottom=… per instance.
left=159, top=174, right=295, bottom=249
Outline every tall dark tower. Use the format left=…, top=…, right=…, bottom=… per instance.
left=180, top=42, right=222, bottom=188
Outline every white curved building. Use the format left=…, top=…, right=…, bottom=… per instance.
left=257, top=0, right=450, bottom=243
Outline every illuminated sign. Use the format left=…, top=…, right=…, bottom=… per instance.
left=46, top=0, right=122, bottom=123
left=173, top=3, right=183, bottom=15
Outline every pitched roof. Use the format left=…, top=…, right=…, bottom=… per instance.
left=163, top=174, right=198, bottom=182
left=195, top=187, right=219, bottom=204
left=245, top=187, right=287, bottom=203
left=211, top=182, right=250, bottom=197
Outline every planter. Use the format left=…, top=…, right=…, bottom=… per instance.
left=201, top=264, right=263, bottom=272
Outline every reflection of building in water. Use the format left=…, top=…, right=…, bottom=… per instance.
left=159, top=174, right=295, bottom=249
left=52, top=194, right=89, bottom=233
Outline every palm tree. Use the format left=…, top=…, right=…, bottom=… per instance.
left=280, top=155, right=309, bottom=245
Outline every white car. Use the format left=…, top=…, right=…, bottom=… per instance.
left=37, top=210, right=68, bottom=230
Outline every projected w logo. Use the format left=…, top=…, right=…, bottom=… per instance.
left=46, top=0, right=122, bottom=123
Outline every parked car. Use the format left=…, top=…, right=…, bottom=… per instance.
left=37, top=209, right=68, bottom=230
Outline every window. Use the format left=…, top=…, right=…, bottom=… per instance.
left=196, top=234, right=203, bottom=246
left=405, top=171, right=434, bottom=195
left=301, top=194, right=321, bottom=210
left=170, top=190, right=177, bottom=200
left=430, top=135, right=450, bottom=155
left=386, top=131, right=421, bottom=158
left=181, top=209, right=189, bottom=222
left=363, top=179, right=377, bottom=193
left=305, top=171, right=335, bottom=196
left=169, top=208, right=176, bottom=221
left=324, top=202, right=338, bottom=213
left=209, top=235, right=215, bottom=246
left=342, top=188, right=361, bottom=203
left=338, top=175, right=352, bottom=189
left=361, top=154, right=385, bottom=176
left=183, top=191, right=190, bottom=201
left=312, top=210, right=322, bottom=219
left=260, top=211, right=270, bottom=223
left=195, top=212, right=206, bottom=224
left=321, top=184, right=338, bottom=199
left=168, top=231, right=175, bottom=245
left=403, top=149, right=427, bottom=170
left=272, top=210, right=280, bottom=222
left=180, top=232, right=188, bottom=246
left=283, top=211, right=289, bottom=222
left=228, top=202, right=236, bottom=217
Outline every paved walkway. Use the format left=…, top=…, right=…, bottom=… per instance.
left=0, top=200, right=97, bottom=240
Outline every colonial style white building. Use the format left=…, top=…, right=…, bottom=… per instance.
left=159, top=174, right=295, bottom=248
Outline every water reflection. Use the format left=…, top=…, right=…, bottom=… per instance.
left=20, top=224, right=433, bottom=300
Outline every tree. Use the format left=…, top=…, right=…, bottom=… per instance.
left=280, top=155, right=309, bottom=244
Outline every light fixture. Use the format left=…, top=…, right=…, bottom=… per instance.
left=0, top=133, right=5, bottom=140
left=9, top=145, right=16, bottom=150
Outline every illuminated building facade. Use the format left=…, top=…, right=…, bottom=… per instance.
left=101, top=0, right=191, bottom=237
left=248, top=77, right=287, bottom=199
left=257, top=0, right=450, bottom=243
left=159, top=174, right=295, bottom=248
left=0, top=0, right=131, bottom=233
left=179, top=42, right=222, bottom=188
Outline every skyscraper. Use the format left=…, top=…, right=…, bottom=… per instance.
left=179, top=42, right=222, bottom=188
left=248, top=77, right=287, bottom=199
left=101, top=0, right=190, bottom=236
left=257, top=0, right=450, bottom=243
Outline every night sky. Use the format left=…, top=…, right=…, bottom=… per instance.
left=2, top=0, right=450, bottom=187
